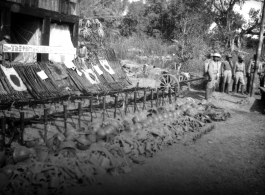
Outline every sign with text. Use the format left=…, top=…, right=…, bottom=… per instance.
left=2, top=44, right=76, bottom=55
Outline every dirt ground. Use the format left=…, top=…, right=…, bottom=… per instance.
left=63, top=90, right=265, bottom=195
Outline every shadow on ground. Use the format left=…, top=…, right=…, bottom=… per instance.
left=250, top=98, right=265, bottom=113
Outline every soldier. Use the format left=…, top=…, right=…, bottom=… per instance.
left=205, top=53, right=221, bottom=99
left=247, top=54, right=262, bottom=93
left=221, top=54, right=233, bottom=93
left=204, top=53, right=213, bottom=79
left=0, top=35, right=12, bottom=63
left=233, top=55, right=246, bottom=94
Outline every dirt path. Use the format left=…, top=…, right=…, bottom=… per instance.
left=63, top=91, right=265, bottom=195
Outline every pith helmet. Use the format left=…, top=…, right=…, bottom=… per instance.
left=212, top=53, right=221, bottom=58
left=238, top=55, right=244, bottom=60
left=3, top=35, right=10, bottom=41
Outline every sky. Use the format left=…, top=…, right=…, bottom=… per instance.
left=234, top=0, right=262, bottom=21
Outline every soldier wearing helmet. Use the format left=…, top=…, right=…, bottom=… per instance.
left=233, top=54, right=246, bottom=94
left=205, top=53, right=222, bottom=99
left=0, top=35, right=12, bottom=63
left=221, top=54, right=234, bottom=93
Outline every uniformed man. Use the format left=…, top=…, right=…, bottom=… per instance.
left=78, top=41, right=88, bottom=59
left=204, top=53, right=213, bottom=79
left=247, top=54, right=262, bottom=93
left=0, top=35, right=12, bottom=63
left=233, top=55, right=246, bottom=94
left=205, top=53, right=221, bottom=99
left=221, top=54, right=233, bottom=93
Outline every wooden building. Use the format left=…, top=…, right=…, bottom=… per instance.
left=0, top=0, right=80, bottom=61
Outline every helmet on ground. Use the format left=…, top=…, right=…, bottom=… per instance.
left=212, top=53, right=221, bottom=58
left=3, top=35, right=11, bottom=41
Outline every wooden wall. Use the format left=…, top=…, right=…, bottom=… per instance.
left=5, top=0, right=80, bottom=16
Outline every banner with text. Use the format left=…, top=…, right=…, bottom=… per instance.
left=2, top=44, right=76, bottom=55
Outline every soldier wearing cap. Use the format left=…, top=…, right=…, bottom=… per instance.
left=233, top=54, right=246, bottom=94
left=205, top=53, right=221, bottom=99
left=221, top=54, right=233, bottom=93
left=0, top=35, right=12, bottom=63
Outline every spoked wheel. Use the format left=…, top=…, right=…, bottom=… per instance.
left=159, top=74, right=180, bottom=93
left=178, top=73, right=190, bottom=91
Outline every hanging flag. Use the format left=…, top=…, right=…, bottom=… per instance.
left=37, top=70, right=48, bottom=80
left=64, top=60, right=76, bottom=69
left=76, top=68, right=83, bottom=76
left=82, top=69, right=100, bottom=85
left=99, top=59, right=115, bottom=75
left=0, top=65, right=27, bottom=92
left=93, top=65, right=103, bottom=75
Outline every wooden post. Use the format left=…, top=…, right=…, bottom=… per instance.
left=125, top=92, right=128, bottom=115
left=0, top=118, right=6, bottom=150
left=78, top=102, right=82, bottom=129
left=174, top=85, right=177, bottom=102
left=169, top=87, right=172, bottom=104
left=38, top=17, right=50, bottom=62
left=134, top=91, right=137, bottom=113
left=1, top=10, right=11, bottom=38
left=63, top=105, right=67, bottom=134
left=114, top=95, right=118, bottom=118
left=19, top=112, right=25, bottom=145
left=250, top=2, right=265, bottom=97
left=44, top=108, right=48, bottom=143
left=151, top=89, right=154, bottom=108
left=162, top=90, right=165, bottom=106
left=72, top=21, right=79, bottom=48
left=102, top=96, right=106, bottom=121
left=90, top=98, right=93, bottom=122
left=143, top=88, right=147, bottom=110
left=156, top=88, right=159, bottom=107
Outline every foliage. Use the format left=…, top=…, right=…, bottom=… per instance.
left=79, top=0, right=262, bottom=73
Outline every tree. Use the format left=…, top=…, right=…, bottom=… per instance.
left=205, top=0, right=246, bottom=51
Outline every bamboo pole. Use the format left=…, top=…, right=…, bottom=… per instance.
left=102, top=96, right=106, bottom=121
left=151, top=89, right=154, bottom=108
left=19, top=112, right=25, bottom=145
left=78, top=102, right=82, bottom=129
left=0, top=118, right=6, bottom=150
left=250, top=2, right=265, bottom=97
left=114, top=95, right=118, bottom=118
left=44, top=108, right=48, bottom=143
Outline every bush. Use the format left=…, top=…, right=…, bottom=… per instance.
left=108, top=35, right=212, bottom=75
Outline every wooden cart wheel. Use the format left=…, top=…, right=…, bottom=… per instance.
left=158, top=74, right=180, bottom=92
left=178, top=73, right=190, bottom=91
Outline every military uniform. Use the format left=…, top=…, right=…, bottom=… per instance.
left=205, top=53, right=221, bottom=100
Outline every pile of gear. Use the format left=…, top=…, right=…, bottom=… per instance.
left=0, top=100, right=230, bottom=195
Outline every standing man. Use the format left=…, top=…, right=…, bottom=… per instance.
left=0, top=35, right=12, bottom=63
left=204, top=53, right=212, bottom=79
left=247, top=54, right=262, bottom=93
left=221, top=54, right=234, bottom=93
left=205, top=53, right=221, bottom=99
left=233, top=55, right=246, bottom=94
